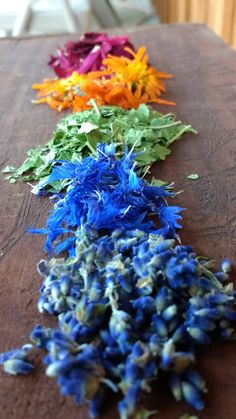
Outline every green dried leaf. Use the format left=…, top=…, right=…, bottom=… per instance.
left=4, top=175, right=17, bottom=183
left=150, top=178, right=168, bottom=187
left=2, top=165, right=16, bottom=173
left=153, top=143, right=171, bottom=160
left=77, top=121, right=98, bottom=133
left=9, top=178, right=17, bottom=184
left=187, top=173, right=199, bottom=180
left=3, top=105, right=196, bottom=190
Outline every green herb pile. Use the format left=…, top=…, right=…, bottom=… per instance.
left=3, top=104, right=196, bottom=190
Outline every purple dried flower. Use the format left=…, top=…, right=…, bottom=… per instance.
left=48, top=32, right=135, bottom=78
left=1, top=229, right=235, bottom=417
left=26, top=230, right=236, bottom=416
left=0, top=344, right=34, bottom=375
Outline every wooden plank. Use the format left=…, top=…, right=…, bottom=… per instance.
left=168, top=0, right=188, bottom=22
left=206, top=0, right=236, bottom=43
left=221, top=0, right=235, bottom=43
left=151, top=0, right=236, bottom=49
left=188, top=0, right=208, bottom=22
left=230, top=0, right=236, bottom=48
left=206, top=0, right=225, bottom=36
left=0, top=24, right=236, bottom=419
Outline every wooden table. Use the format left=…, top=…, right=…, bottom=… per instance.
left=0, top=23, right=236, bottom=419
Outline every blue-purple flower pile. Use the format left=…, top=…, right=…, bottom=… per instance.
left=1, top=227, right=235, bottom=418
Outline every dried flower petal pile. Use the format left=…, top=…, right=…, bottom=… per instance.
left=2, top=231, right=235, bottom=417
left=29, top=144, right=183, bottom=255
left=3, top=104, right=196, bottom=189
left=33, top=47, right=175, bottom=111
left=49, top=32, right=135, bottom=78
left=33, top=231, right=234, bottom=417
left=1, top=30, right=235, bottom=419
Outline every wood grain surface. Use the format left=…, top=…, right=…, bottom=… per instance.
left=0, top=23, right=236, bottom=419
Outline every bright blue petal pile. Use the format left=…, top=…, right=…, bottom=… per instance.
left=30, top=144, right=183, bottom=255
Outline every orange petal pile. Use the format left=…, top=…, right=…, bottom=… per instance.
left=32, top=47, right=175, bottom=112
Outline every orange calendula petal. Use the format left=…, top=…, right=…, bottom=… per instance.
left=32, top=45, right=174, bottom=111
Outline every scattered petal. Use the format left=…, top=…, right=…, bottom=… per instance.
left=187, top=174, right=199, bottom=180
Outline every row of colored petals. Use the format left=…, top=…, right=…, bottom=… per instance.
left=33, top=42, right=175, bottom=112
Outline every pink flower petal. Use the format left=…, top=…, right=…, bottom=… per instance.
left=48, top=32, right=135, bottom=77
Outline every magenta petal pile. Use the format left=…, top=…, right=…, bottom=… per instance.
left=48, top=32, right=135, bottom=78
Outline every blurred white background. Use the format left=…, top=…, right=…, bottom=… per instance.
left=0, top=0, right=159, bottom=37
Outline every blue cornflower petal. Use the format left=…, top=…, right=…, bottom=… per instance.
left=30, top=144, right=183, bottom=255
left=54, top=237, right=76, bottom=254
left=34, top=160, right=77, bottom=192
left=157, top=204, right=185, bottom=238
